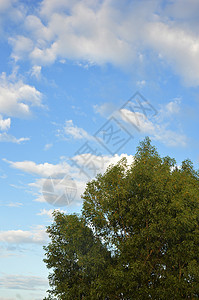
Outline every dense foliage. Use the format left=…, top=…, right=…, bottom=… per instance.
left=44, top=138, right=199, bottom=299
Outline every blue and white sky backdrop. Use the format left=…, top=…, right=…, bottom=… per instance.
left=0, top=0, right=199, bottom=299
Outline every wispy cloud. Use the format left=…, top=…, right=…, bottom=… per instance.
left=44, top=143, right=53, bottom=151
left=162, top=98, right=181, bottom=116
left=7, top=202, right=23, bottom=208
left=30, top=65, right=42, bottom=79
left=93, top=102, right=117, bottom=117
left=0, top=133, right=29, bottom=144
left=3, top=159, right=71, bottom=177
left=4, top=153, right=134, bottom=205
left=119, top=98, right=187, bottom=147
left=0, top=274, right=48, bottom=291
left=37, top=208, right=67, bottom=218
left=136, top=80, right=146, bottom=88
left=57, top=120, right=93, bottom=141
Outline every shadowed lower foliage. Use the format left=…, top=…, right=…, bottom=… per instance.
left=44, top=137, right=199, bottom=299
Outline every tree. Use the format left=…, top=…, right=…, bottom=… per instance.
left=43, top=213, right=112, bottom=299
left=44, top=137, right=199, bottom=299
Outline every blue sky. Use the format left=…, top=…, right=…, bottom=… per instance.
left=0, top=0, right=199, bottom=299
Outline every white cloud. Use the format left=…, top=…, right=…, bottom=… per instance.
left=120, top=109, right=155, bottom=134
left=0, top=72, right=43, bottom=118
left=30, top=65, right=42, bottom=79
left=0, top=225, right=48, bottom=244
left=7, top=202, right=23, bottom=207
left=0, top=133, right=29, bottom=144
left=0, top=0, right=25, bottom=36
left=0, top=72, right=42, bottom=143
left=9, top=36, right=34, bottom=62
left=10, top=1, right=136, bottom=66
left=3, top=159, right=70, bottom=177
left=120, top=100, right=187, bottom=147
left=59, top=120, right=92, bottom=140
left=163, top=0, right=199, bottom=25
left=24, top=14, right=53, bottom=42
left=4, top=159, right=77, bottom=206
left=0, top=274, right=48, bottom=290
left=93, top=102, right=117, bottom=117
left=4, top=153, right=134, bottom=206
left=136, top=80, right=146, bottom=88
left=72, top=152, right=134, bottom=177
left=37, top=208, right=67, bottom=218
left=32, top=175, right=78, bottom=206
left=30, top=1, right=134, bottom=66
left=44, top=143, right=53, bottom=151
left=153, top=127, right=187, bottom=147
left=34, top=153, right=134, bottom=205
left=0, top=0, right=12, bottom=13
left=145, top=21, right=199, bottom=86
left=165, top=98, right=181, bottom=115
left=40, top=0, right=79, bottom=17
left=7, top=0, right=199, bottom=86
left=0, top=115, right=11, bottom=131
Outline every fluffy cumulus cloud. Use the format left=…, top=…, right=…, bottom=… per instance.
left=6, top=0, right=199, bottom=85
left=0, top=72, right=43, bottom=143
left=0, top=225, right=48, bottom=244
left=0, top=72, right=43, bottom=118
left=0, top=0, right=24, bottom=35
left=9, top=0, right=136, bottom=66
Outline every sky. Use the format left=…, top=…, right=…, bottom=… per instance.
left=0, top=0, right=199, bottom=299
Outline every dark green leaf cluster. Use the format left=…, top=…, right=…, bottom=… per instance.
left=44, top=137, right=199, bottom=299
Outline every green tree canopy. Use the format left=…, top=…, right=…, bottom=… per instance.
left=44, top=137, right=199, bottom=299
